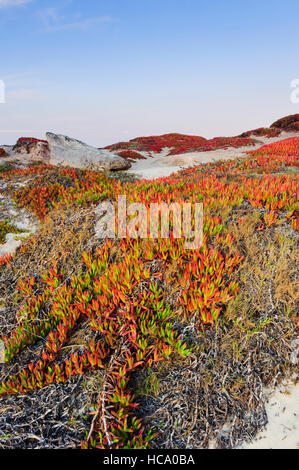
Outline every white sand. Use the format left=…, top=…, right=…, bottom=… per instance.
left=0, top=183, right=39, bottom=257
left=238, top=380, right=299, bottom=449
left=128, top=132, right=299, bottom=180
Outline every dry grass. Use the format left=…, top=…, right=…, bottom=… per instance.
left=0, top=160, right=297, bottom=449
left=0, top=206, right=100, bottom=332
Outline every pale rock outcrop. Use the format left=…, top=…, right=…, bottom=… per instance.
left=46, top=133, right=131, bottom=171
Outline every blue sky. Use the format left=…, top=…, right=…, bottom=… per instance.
left=0, top=0, right=299, bottom=146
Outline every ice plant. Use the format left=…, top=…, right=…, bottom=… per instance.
left=0, top=147, right=7, bottom=158
left=0, top=131, right=298, bottom=449
left=105, top=133, right=256, bottom=156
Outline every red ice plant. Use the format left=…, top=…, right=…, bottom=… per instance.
left=0, top=132, right=298, bottom=449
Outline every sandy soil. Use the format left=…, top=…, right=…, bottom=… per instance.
left=0, top=180, right=39, bottom=257
left=239, top=339, right=299, bottom=449
left=238, top=380, right=299, bottom=449
left=128, top=132, right=299, bottom=180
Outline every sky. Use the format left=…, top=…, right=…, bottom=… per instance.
left=0, top=0, right=299, bottom=147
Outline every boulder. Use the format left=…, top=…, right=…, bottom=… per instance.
left=13, top=137, right=50, bottom=162
left=46, top=133, right=131, bottom=171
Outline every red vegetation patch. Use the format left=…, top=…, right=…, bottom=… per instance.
left=270, top=114, right=299, bottom=132
left=130, top=133, right=208, bottom=154
left=200, top=136, right=255, bottom=153
left=248, top=136, right=299, bottom=158
left=210, top=137, right=299, bottom=177
left=16, top=137, right=48, bottom=144
left=0, top=148, right=7, bottom=158
left=106, top=133, right=255, bottom=155
left=117, top=150, right=146, bottom=161
left=2, top=166, right=122, bottom=219
left=0, top=253, right=13, bottom=267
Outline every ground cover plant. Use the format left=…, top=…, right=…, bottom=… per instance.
left=0, top=136, right=298, bottom=449
left=14, top=137, right=48, bottom=145
left=105, top=133, right=257, bottom=155
left=238, top=127, right=281, bottom=138
left=0, top=148, right=7, bottom=159
left=270, top=114, right=299, bottom=132
left=116, top=150, right=146, bottom=161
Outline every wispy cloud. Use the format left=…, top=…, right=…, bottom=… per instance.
left=39, top=7, right=114, bottom=32
left=0, top=0, right=33, bottom=8
left=7, top=88, right=37, bottom=100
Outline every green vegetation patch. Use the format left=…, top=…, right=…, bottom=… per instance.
left=0, top=220, right=27, bottom=245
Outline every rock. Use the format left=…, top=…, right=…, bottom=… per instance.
left=46, top=133, right=131, bottom=171
left=13, top=137, right=50, bottom=162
